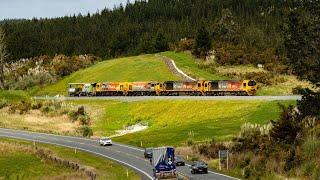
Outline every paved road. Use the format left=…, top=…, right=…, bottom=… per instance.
left=34, top=95, right=301, bottom=102
left=0, top=128, right=237, bottom=180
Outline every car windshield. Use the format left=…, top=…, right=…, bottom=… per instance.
left=195, top=161, right=206, bottom=166
left=145, top=148, right=152, bottom=152
left=101, top=138, right=110, bottom=141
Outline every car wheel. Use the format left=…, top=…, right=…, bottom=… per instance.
left=205, top=170, right=208, bottom=174
left=191, top=170, right=194, bottom=174
left=182, top=162, right=185, bottom=166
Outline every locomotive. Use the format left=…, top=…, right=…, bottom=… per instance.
left=68, top=80, right=257, bottom=96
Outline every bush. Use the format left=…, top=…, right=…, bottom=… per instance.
left=0, top=99, right=8, bottom=109
left=31, top=101, right=43, bottom=110
left=197, top=138, right=228, bottom=158
left=77, top=114, right=91, bottom=125
left=79, top=126, right=93, bottom=137
left=8, top=101, right=32, bottom=114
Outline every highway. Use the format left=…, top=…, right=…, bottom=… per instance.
left=0, top=128, right=238, bottom=180
left=34, top=95, right=302, bottom=102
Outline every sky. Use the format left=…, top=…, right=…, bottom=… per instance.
left=0, top=0, right=132, bottom=20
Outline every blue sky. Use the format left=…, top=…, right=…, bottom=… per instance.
left=0, top=0, right=132, bottom=20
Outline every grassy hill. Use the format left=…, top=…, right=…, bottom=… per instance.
left=161, top=51, right=313, bottom=95
left=71, top=99, right=295, bottom=147
left=33, top=51, right=313, bottom=96
left=36, top=54, right=180, bottom=96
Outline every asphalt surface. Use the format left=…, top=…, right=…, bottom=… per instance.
left=34, top=95, right=302, bottom=102
left=0, top=128, right=238, bottom=180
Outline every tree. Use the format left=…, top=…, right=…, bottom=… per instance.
left=284, top=1, right=320, bottom=85
left=154, top=32, right=169, bottom=53
left=193, top=24, right=212, bottom=59
left=0, top=28, right=8, bottom=89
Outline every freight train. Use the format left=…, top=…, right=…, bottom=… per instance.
left=68, top=80, right=257, bottom=96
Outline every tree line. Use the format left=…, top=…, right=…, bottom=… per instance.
left=1, top=0, right=294, bottom=61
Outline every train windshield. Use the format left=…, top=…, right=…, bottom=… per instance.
left=248, top=80, right=256, bottom=86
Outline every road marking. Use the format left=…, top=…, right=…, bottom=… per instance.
left=0, top=134, right=154, bottom=180
left=0, top=128, right=144, bottom=152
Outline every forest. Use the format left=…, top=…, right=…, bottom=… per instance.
left=0, top=0, right=298, bottom=61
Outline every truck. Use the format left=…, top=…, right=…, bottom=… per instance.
left=152, top=147, right=177, bottom=179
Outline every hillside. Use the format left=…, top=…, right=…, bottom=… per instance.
left=161, top=51, right=314, bottom=95
left=36, top=54, right=180, bottom=96
left=71, top=99, right=295, bottom=147
left=33, top=51, right=314, bottom=96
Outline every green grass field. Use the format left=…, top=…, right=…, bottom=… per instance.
left=71, top=99, right=295, bottom=148
left=36, top=54, right=180, bottom=96
left=160, top=51, right=226, bottom=80
left=0, top=138, right=140, bottom=180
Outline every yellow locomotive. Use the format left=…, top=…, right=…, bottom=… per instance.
left=68, top=80, right=257, bottom=96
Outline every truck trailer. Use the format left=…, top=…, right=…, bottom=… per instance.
left=152, top=147, right=177, bottom=179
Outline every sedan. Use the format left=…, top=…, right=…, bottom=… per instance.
left=99, top=137, right=112, bottom=146
left=174, top=156, right=185, bottom=166
left=190, top=161, right=208, bottom=174
left=144, top=148, right=153, bottom=158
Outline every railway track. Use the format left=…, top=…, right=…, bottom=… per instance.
left=34, top=95, right=302, bottom=102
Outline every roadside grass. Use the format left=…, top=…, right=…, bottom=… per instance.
left=159, top=51, right=226, bottom=80
left=0, top=140, right=74, bottom=179
left=36, top=54, right=180, bottom=96
left=0, top=138, right=140, bottom=180
left=0, top=90, right=30, bottom=102
left=0, top=108, right=78, bottom=135
left=71, top=100, right=295, bottom=147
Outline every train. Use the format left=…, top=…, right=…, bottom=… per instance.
left=68, top=80, right=257, bottom=96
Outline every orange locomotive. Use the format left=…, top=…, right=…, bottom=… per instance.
left=68, top=80, right=257, bottom=96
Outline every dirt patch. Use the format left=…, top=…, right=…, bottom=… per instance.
left=111, top=123, right=148, bottom=137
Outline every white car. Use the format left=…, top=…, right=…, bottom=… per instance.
left=99, top=137, right=112, bottom=146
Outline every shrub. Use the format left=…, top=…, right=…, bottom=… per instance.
left=79, top=126, right=93, bottom=137
left=31, top=101, right=42, bottom=110
left=0, top=99, right=8, bottom=109
left=197, top=138, right=228, bottom=158
left=78, top=114, right=91, bottom=125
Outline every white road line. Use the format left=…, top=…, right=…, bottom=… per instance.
left=0, top=128, right=145, bottom=152
left=0, top=134, right=154, bottom=180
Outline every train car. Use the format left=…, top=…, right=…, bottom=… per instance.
left=68, top=83, right=96, bottom=96
left=68, top=83, right=85, bottom=96
left=157, top=81, right=200, bottom=96
left=95, top=82, right=125, bottom=96
left=200, top=80, right=256, bottom=96
left=127, top=82, right=157, bottom=96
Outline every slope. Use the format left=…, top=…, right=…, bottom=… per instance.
left=36, top=54, right=180, bottom=96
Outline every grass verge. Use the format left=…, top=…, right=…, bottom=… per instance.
left=0, top=137, right=140, bottom=180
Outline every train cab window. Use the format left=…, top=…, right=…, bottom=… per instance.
left=160, top=84, right=163, bottom=88
left=198, top=83, right=201, bottom=87
left=243, top=83, right=246, bottom=87
left=205, top=84, right=207, bottom=87
left=248, top=80, right=257, bottom=86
